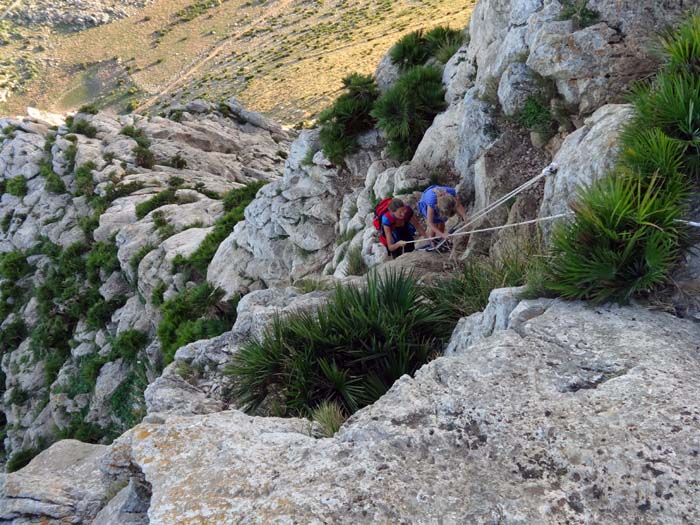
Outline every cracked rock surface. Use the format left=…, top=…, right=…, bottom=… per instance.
left=8, top=298, right=695, bottom=524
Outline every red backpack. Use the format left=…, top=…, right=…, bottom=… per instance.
left=373, top=198, right=411, bottom=246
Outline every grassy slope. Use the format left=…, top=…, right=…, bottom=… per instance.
left=0, top=0, right=474, bottom=124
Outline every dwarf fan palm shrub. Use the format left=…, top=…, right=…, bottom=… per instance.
left=226, top=271, right=449, bottom=416
left=425, top=26, right=465, bottom=64
left=628, top=73, right=700, bottom=178
left=390, top=30, right=431, bottom=71
left=660, top=14, right=700, bottom=76
left=318, top=73, right=378, bottom=164
left=544, top=14, right=700, bottom=303
left=546, top=173, right=688, bottom=303
left=371, top=66, right=446, bottom=161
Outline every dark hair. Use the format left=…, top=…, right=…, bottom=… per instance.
left=388, top=198, right=405, bottom=212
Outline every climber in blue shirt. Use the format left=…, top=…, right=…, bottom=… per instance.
left=418, top=185, right=469, bottom=243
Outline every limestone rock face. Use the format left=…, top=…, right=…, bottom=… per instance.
left=539, top=104, right=634, bottom=239
left=497, top=62, right=540, bottom=117
left=10, top=300, right=695, bottom=524
left=0, top=440, right=109, bottom=524
left=207, top=129, right=377, bottom=296
left=374, top=50, right=401, bottom=93
left=0, top=101, right=292, bottom=463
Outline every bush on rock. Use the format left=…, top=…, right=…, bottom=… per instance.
left=226, top=271, right=450, bottom=417
left=371, top=65, right=446, bottom=161
left=544, top=14, right=700, bottom=303
left=318, top=73, right=378, bottom=165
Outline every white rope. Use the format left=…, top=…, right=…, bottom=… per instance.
left=403, top=212, right=573, bottom=247
left=445, top=163, right=559, bottom=239
left=676, top=219, right=700, bottom=228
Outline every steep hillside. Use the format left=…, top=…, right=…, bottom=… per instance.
left=1, top=0, right=700, bottom=522
left=0, top=0, right=473, bottom=123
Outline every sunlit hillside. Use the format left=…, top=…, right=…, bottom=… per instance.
left=0, top=0, right=474, bottom=124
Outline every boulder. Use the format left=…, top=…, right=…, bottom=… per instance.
left=72, top=300, right=700, bottom=524
left=411, top=100, right=464, bottom=177
left=455, top=87, right=497, bottom=201
left=497, top=63, right=541, bottom=117
left=442, top=42, right=474, bottom=104
left=374, top=49, right=401, bottom=93
left=0, top=440, right=109, bottom=524
left=539, top=104, right=634, bottom=240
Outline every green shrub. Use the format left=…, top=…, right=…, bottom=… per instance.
left=109, top=330, right=149, bottom=362
left=86, top=296, right=126, bottom=330
left=62, top=353, right=107, bottom=396
left=110, top=368, right=147, bottom=430
left=135, top=189, right=177, bottom=219
left=175, top=182, right=264, bottom=279
left=40, top=161, right=67, bottom=193
left=344, top=245, right=367, bottom=276
left=119, top=125, right=151, bottom=148
left=311, top=401, right=346, bottom=437
left=660, top=14, right=700, bottom=76
left=6, top=175, right=27, bottom=197
left=86, top=240, right=120, bottom=283
left=74, top=161, right=96, bottom=196
left=1, top=212, right=11, bottom=232
left=559, top=0, right=599, bottom=29
left=64, top=143, right=77, bottom=173
left=78, top=103, right=99, bottom=115
left=545, top=174, right=687, bottom=303
left=628, top=72, right=700, bottom=177
left=225, top=271, right=450, bottom=416
left=0, top=250, right=30, bottom=280
left=157, top=283, right=239, bottom=364
left=0, top=318, right=27, bottom=354
left=59, top=414, right=106, bottom=443
left=0, top=178, right=5, bottom=195
left=7, top=386, right=29, bottom=405
left=134, top=144, right=156, bottom=168
left=425, top=26, right=465, bottom=64
left=517, top=95, right=554, bottom=135
left=151, top=281, right=167, bottom=305
left=68, top=119, right=97, bottom=138
left=152, top=210, right=175, bottom=239
left=545, top=14, right=700, bottom=303
left=6, top=448, right=40, bottom=473
left=318, top=73, right=379, bottom=164
left=390, top=30, right=431, bottom=71
left=371, top=66, right=447, bottom=161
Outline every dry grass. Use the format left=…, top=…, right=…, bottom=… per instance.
left=0, top=0, right=474, bottom=124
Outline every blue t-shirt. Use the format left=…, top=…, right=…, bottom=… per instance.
left=419, top=185, right=457, bottom=224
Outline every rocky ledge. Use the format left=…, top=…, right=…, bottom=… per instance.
left=3, top=297, right=698, bottom=524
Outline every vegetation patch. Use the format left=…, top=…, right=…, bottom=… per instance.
left=74, top=161, right=97, bottom=196
left=135, top=189, right=178, bottom=219
left=371, top=65, right=446, bottom=161
left=67, top=118, right=98, bottom=139
left=559, top=0, right=600, bottom=30
left=390, top=26, right=464, bottom=71
left=5, top=176, right=27, bottom=197
left=157, top=283, right=239, bottom=365
left=318, top=73, right=378, bottom=165
left=173, top=181, right=264, bottom=280
left=226, top=271, right=451, bottom=417
left=544, top=15, right=700, bottom=303
left=40, top=161, right=67, bottom=194
left=517, top=95, right=554, bottom=136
